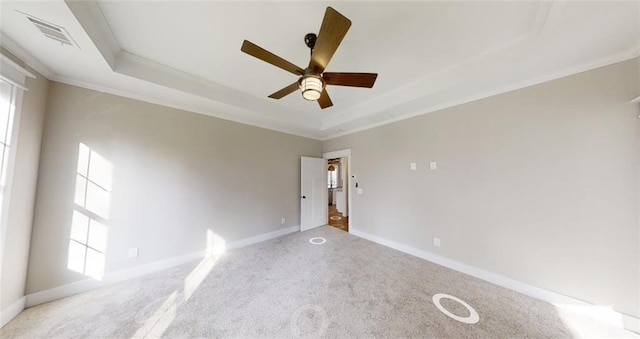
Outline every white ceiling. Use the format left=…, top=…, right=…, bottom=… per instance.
left=1, top=1, right=638, bottom=139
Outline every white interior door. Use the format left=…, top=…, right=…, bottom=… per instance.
left=300, top=157, right=327, bottom=231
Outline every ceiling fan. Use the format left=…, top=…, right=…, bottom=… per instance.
left=241, top=6, right=378, bottom=109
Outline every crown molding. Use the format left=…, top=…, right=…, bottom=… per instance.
left=321, top=48, right=640, bottom=140
left=113, top=50, right=315, bottom=125
left=0, top=32, right=54, bottom=79
left=50, top=74, right=323, bottom=140
left=321, top=1, right=557, bottom=132
left=0, top=53, right=36, bottom=80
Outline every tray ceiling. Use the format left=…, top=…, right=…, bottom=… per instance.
left=1, top=1, right=638, bottom=139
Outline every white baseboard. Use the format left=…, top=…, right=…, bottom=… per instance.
left=0, top=296, right=25, bottom=328
left=25, top=225, right=299, bottom=309
left=25, top=250, right=207, bottom=307
left=227, top=225, right=299, bottom=250
left=350, top=227, right=640, bottom=334
left=623, top=314, right=640, bottom=334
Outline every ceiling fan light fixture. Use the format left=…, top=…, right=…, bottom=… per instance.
left=299, top=75, right=324, bottom=101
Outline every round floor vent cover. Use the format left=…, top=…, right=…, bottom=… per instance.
left=432, top=293, right=479, bottom=324
left=309, top=237, right=327, bottom=245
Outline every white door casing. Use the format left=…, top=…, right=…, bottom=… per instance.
left=300, top=157, right=327, bottom=231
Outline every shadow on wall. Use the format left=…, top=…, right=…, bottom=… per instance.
left=67, top=143, right=113, bottom=280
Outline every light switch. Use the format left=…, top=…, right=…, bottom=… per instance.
left=430, top=161, right=437, bottom=170
left=410, top=163, right=417, bottom=170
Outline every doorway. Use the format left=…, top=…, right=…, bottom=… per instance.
left=323, top=149, right=351, bottom=233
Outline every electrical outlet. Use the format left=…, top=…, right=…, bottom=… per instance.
left=430, top=161, right=437, bottom=170
left=281, top=217, right=286, bottom=224
left=128, top=248, right=139, bottom=258
left=410, top=162, right=417, bottom=170
left=433, top=238, right=441, bottom=247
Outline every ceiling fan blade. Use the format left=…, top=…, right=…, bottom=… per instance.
left=268, top=82, right=299, bottom=99
left=241, top=40, right=304, bottom=76
left=318, top=88, right=333, bottom=109
left=323, top=72, right=378, bottom=88
left=309, top=7, right=351, bottom=73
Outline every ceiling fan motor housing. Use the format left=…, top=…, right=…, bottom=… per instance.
left=304, top=33, right=317, bottom=50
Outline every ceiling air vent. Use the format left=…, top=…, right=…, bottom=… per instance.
left=25, top=15, right=76, bottom=47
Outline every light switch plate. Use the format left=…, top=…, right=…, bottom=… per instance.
left=128, top=248, right=139, bottom=258
left=357, top=188, right=363, bottom=195
left=433, top=238, right=441, bottom=247
left=410, top=162, right=417, bottom=170
left=430, top=161, right=437, bottom=170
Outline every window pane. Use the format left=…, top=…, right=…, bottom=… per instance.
left=86, top=181, right=110, bottom=219
left=88, top=150, right=113, bottom=191
left=67, top=240, right=87, bottom=273
left=85, top=247, right=105, bottom=278
left=70, top=210, right=89, bottom=243
left=88, top=219, right=108, bottom=253
left=0, top=80, right=12, bottom=144
left=77, top=143, right=90, bottom=177
left=74, top=175, right=87, bottom=207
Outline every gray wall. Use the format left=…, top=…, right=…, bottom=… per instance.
left=324, top=59, right=640, bottom=318
left=0, top=58, right=49, bottom=309
left=27, top=82, right=321, bottom=293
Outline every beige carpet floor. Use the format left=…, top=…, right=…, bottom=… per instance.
left=1, top=226, right=638, bottom=338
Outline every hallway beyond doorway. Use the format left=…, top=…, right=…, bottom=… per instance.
left=328, top=204, right=348, bottom=232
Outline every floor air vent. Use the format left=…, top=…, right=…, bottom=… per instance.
left=25, top=15, right=76, bottom=47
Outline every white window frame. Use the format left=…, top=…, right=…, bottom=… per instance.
left=0, top=51, right=36, bottom=283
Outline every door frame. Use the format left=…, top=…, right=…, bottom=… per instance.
left=322, top=148, right=352, bottom=234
